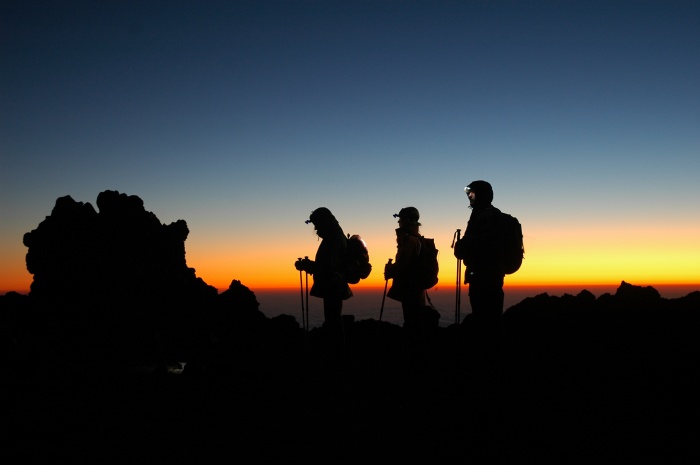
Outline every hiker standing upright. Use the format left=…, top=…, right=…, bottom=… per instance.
left=453, top=180, right=505, bottom=345
left=295, top=207, right=352, bottom=362
left=384, top=207, right=426, bottom=331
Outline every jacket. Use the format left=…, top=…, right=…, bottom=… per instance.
left=309, top=226, right=353, bottom=300
left=457, top=205, right=504, bottom=279
left=386, top=227, right=423, bottom=303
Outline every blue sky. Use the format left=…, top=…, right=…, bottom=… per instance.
left=2, top=0, right=699, bottom=293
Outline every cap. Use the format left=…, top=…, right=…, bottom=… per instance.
left=394, top=206, right=421, bottom=226
left=308, top=207, right=337, bottom=225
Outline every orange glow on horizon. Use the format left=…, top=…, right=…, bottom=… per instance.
left=3, top=223, right=698, bottom=295
left=182, top=221, right=700, bottom=292
left=3, top=271, right=697, bottom=297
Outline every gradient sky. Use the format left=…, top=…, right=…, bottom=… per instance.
left=2, top=0, right=699, bottom=295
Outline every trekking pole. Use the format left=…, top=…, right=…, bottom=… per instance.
left=304, top=256, right=310, bottom=334
left=379, top=258, right=392, bottom=321
left=451, top=229, right=461, bottom=324
left=298, top=258, right=308, bottom=335
left=297, top=258, right=310, bottom=359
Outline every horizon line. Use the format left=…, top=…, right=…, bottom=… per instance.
left=4, top=282, right=699, bottom=297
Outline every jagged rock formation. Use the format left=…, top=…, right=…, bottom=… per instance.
left=24, top=190, right=213, bottom=304
left=20, top=190, right=263, bottom=361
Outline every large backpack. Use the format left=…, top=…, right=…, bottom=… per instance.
left=498, top=212, right=524, bottom=274
left=343, top=234, right=372, bottom=284
left=453, top=209, right=524, bottom=275
left=417, top=235, right=439, bottom=289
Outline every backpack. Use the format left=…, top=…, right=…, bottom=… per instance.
left=453, top=209, right=524, bottom=275
left=417, top=235, right=439, bottom=289
left=498, top=212, right=524, bottom=274
left=343, top=234, right=372, bottom=284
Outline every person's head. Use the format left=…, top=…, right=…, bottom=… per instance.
left=307, top=207, right=339, bottom=238
left=394, top=206, right=421, bottom=230
left=464, top=180, right=493, bottom=209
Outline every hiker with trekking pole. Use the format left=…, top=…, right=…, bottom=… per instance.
left=384, top=207, right=426, bottom=332
left=453, top=181, right=504, bottom=335
left=383, top=207, right=440, bottom=336
left=294, top=207, right=353, bottom=364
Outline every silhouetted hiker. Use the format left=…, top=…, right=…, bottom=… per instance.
left=384, top=207, right=426, bottom=333
left=454, top=181, right=505, bottom=326
left=295, top=207, right=352, bottom=364
left=453, top=181, right=505, bottom=388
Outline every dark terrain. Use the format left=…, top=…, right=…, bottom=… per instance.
left=3, top=191, right=698, bottom=463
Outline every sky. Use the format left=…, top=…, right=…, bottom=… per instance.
left=2, top=0, right=699, bottom=296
